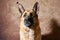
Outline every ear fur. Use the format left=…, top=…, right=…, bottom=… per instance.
left=17, top=2, right=25, bottom=16
left=33, top=2, right=39, bottom=14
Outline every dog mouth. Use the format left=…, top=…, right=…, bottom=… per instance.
left=24, top=17, right=33, bottom=28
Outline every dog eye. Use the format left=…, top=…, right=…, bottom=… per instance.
left=30, top=13, right=35, bottom=17
left=30, top=13, right=33, bottom=16
left=23, top=13, right=26, bottom=17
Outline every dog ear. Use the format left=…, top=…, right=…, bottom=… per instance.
left=33, top=2, right=39, bottom=14
left=17, top=2, right=25, bottom=16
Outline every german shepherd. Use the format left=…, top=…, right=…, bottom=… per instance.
left=17, top=2, right=41, bottom=40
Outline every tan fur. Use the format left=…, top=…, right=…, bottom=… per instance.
left=20, top=10, right=41, bottom=40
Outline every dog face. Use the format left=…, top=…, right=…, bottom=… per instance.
left=17, top=2, right=39, bottom=28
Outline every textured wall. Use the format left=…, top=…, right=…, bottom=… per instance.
left=0, top=0, right=60, bottom=40
left=0, top=0, right=20, bottom=40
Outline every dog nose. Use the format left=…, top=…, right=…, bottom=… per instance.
left=24, top=16, right=33, bottom=28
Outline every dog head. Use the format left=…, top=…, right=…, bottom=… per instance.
left=17, top=2, right=39, bottom=28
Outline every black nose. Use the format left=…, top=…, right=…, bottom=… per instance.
left=24, top=17, right=33, bottom=28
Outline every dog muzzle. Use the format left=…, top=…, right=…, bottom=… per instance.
left=24, top=17, right=33, bottom=28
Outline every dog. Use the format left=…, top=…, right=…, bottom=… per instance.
left=17, top=2, right=41, bottom=40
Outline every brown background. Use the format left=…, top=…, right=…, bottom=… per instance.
left=0, top=0, right=60, bottom=40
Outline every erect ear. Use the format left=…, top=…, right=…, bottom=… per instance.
left=33, top=2, right=39, bottom=14
left=17, top=2, right=25, bottom=15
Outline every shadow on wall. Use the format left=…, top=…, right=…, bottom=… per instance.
left=42, top=19, right=60, bottom=40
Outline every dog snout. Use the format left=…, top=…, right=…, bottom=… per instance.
left=24, top=16, right=33, bottom=28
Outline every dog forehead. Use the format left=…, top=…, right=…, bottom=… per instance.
left=23, top=10, right=33, bottom=16
left=24, top=10, right=33, bottom=14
